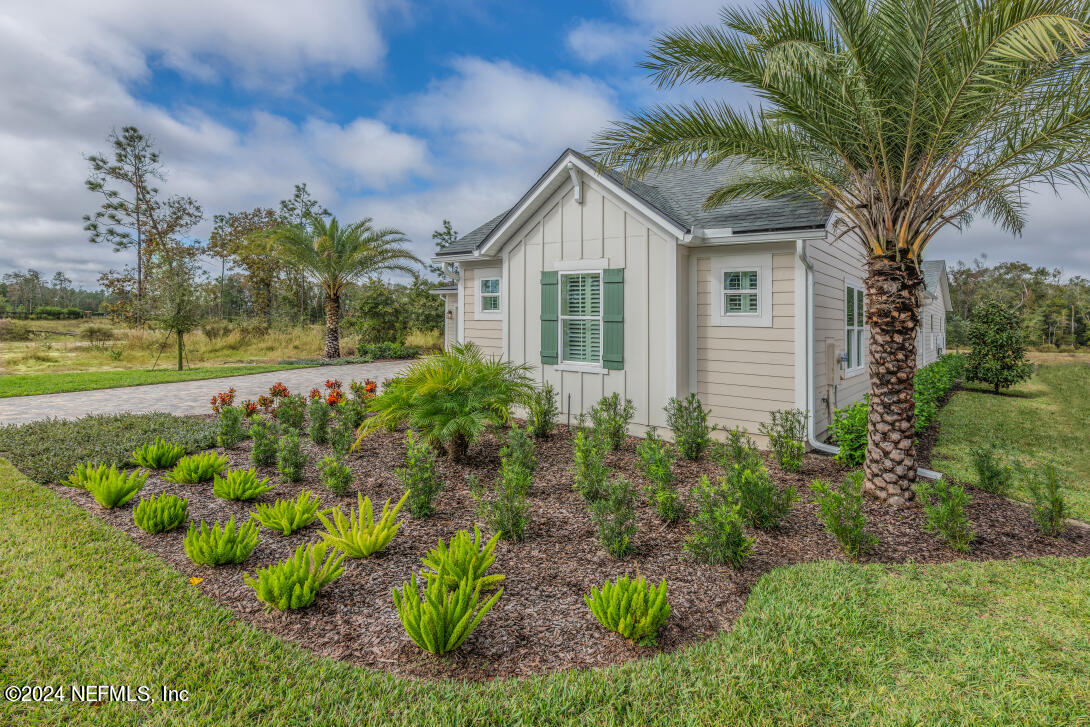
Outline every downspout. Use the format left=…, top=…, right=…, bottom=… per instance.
left=797, top=239, right=839, bottom=455
left=797, top=239, right=942, bottom=481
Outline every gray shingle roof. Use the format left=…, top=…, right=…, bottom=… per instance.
left=921, top=260, right=945, bottom=294
left=437, top=149, right=831, bottom=256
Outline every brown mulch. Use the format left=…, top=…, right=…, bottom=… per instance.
left=49, top=422, right=1090, bottom=681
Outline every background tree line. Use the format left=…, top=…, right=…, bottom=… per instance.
left=947, top=257, right=1090, bottom=349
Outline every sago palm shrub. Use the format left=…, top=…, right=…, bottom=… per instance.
left=592, top=0, right=1090, bottom=506
left=358, top=342, right=534, bottom=461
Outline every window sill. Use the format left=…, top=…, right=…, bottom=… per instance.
left=844, top=367, right=866, bottom=378
left=554, top=362, right=609, bottom=374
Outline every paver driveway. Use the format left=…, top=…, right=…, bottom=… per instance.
left=0, top=362, right=410, bottom=426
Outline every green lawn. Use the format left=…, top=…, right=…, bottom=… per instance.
left=0, top=363, right=312, bottom=398
left=2, top=461, right=1087, bottom=726
left=931, top=362, right=1090, bottom=520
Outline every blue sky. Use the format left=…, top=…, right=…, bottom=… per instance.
left=0, top=0, right=1087, bottom=287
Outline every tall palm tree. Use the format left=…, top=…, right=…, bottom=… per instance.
left=593, top=0, right=1090, bottom=506
left=270, top=213, right=422, bottom=359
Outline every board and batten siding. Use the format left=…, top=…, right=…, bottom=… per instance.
left=460, top=265, right=503, bottom=359
left=498, top=176, right=683, bottom=431
left=695, top=244, right=797, bottom=436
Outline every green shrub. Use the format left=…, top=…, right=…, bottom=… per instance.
left=914, top=354, right=966, bottom=429
left=636, top=428, right=683, bottom=524
left=213, top=468, right=275, bottom=501
left=916, top=478, right=974, bottom=552
left=131, top=438, right=187, bottom=469
left=684, top=475, right=755, bottom=567
left=392, top=571, right=503, bottom=655
left=133, top=493, right=189, bottom=534
left=830, top=399, right=868, bottom=467
left=572, top=429, right=610, bottom=501
left=468, top=428, right=534, bottom=540
left=362, top=342, right=533, bottom=461
left=329, top=415, right=356, bottom=459
left=249, top=417, right=280, bottom=467
left=526, top=381, right=559, bottom=438
left=396, top=431, right=444, bottom=517
left=712, top=426, right=763, bottom=471
left=217, top=406, right=246, bottom=449
left=276, top=430, right=309, bottom=482
left=421, top=526, right=505, bottom=591
left=166, top=452, right=229, bottom=484
left=183, top=517, right=260, bottom=566
left=1025, top=464, right=1068, bottom=537
left=588, top=393, right=635, bottom=450
left=339, top=399, right=367, bottom=429
left=307, top=397, right=332, bottom=444
left=0, top=413, right=216, bottom=484
left=318, top=455, right=354, bottom=496
left=730, top=463, right=795, bottom=529
left=810, top=472, right=878, bottom=557
left=244, top=542, right=345, bottom=610
left=665, top=393, right=712, bottom=460
left=317, top=492, right=408, bottom=557
left=252, top=490, right=323, bottom=535
left=82, top=465, right=148, bottom=508
left=589, top=476, right=638, bottom=558
left=586, top=574, right=670, bottom=646
left=275, top=394, right=307, bottom=431
left=759, top=409, right=806, bottom=472
left=970, top=443, right=1012, bottom=496
left=965, top=301, right=1032, bottom=393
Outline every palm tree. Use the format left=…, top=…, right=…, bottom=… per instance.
left=270, top=213, right=422, bottom=359
left=592, top=0, right=1090, bottom=506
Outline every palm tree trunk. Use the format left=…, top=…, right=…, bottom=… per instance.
left=324, top=293, right=340, bottom=360
left=863, top=255, right=923, bottom=507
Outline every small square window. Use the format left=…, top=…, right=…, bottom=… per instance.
left=479, top=277, right=500, bottom=314
left=722, top=269, right=759, bottom=316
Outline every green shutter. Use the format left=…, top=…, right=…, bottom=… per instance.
left=602, top=268, right=624, bottom=370
left=540, top=270, right=558, bottom=364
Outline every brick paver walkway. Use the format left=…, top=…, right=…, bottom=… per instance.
left=0, top=362, right=410, bottom=426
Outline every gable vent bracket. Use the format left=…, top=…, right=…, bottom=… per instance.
left=566, top=161, right=583, bottom=204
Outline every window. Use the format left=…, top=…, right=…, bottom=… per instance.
left=846, top=283, right=865, bottom=373
left=560, top=272, right=601, bottom=364
left=723, top=270, right=759, bottom=314
left=480, top=278, right=500, bottom=311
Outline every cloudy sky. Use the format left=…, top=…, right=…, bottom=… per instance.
left=1, top=0, right=1087, bottom=288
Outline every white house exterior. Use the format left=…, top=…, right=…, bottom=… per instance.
left=432, top=149, right=951, bottom=447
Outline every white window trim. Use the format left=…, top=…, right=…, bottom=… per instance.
left=474, top=267, right=502, bottom=321
left=558, top=269, right=604, bottom=368
left=845, top=279, right=866, bottom=376
left=710, top=253, right=773, bottom=327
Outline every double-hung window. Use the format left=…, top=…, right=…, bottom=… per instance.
left=723, top=270, right=759, bottom=315
left=474, top=269, right=501, bottom=320
left=480, top=277, right=500, bottom=311
left=845, top=282, right=865, bottom=373
left=559, top=272, right=601, bottom=365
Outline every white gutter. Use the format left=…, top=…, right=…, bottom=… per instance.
left=796, top=238, right=942, bottom=481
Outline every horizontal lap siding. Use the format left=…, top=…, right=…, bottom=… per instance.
left=916, top=287, right=946, bottom=367
left=696, top=248, right=796, bottom=441
left=461, top=266, right=503, bottom=359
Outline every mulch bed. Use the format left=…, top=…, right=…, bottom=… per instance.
left=48, top=422, right=1090, bottom=681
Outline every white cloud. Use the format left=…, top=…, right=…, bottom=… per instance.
left=566, top=0, right=730, bottom=64
left=304, top=118, right=431, bottom=190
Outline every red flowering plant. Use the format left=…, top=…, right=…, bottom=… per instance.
left=325, top=378, right=343, bottom=390
left=210, top=388, right=236, bottom=414
left=349, top=379, right=378, bottom=403
left=326, top=389, right=346, bottom=406
left=241, top=400, right=258, bottom=416
left=257, top=394, right=275, bottom=413
left=269, top=382, right=290, bottom=398
left=309, top=387, right=322, bottom=400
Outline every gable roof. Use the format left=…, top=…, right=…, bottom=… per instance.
left=921, top=259, right=953, bottom=312
left=436, top=149, right=831, bottom=258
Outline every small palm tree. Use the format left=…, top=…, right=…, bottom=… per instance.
left=592, top=0, right=1090, bottom=506
left=269, top=213, right=422, bottom=359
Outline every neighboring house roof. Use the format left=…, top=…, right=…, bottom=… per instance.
left=921, top=259, right=953, bottom=312
left=436, top=149, right=831, bottom=258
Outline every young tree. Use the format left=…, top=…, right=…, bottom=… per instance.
left=592, top=1, right=1090, bottom=506
left=965, top=300, right=1033, bottom=393
left=83, top=126, right=202, bottom=321
left=209, top=208, right=284, bottom=322
left=428, top=219, right=458, bottom=281
left=269, top=214, right=421, bottom=359
left=147, top=243, right=205, bottom=371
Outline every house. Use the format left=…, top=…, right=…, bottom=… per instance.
left=432, top=149, right=951, bottom=447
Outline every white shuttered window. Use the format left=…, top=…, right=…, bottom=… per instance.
left=560, top=272, right=601, bottom=364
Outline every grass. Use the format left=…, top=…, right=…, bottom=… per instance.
left=2, top=459, right=1087, bottom=726
left=0, top=413, right=218, bottom=484
left=931, top=362, right=1090, bottom=520
left=0, top=363, right=311, bottom=398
